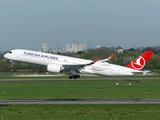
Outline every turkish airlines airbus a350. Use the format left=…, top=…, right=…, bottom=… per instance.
left=4, top=49, right=153, bottom=79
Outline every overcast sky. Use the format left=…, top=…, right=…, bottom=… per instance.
left=0, top=0, right=160, bottom=51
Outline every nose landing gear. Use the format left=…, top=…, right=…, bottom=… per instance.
left=10, top=60, right=14, bottom=68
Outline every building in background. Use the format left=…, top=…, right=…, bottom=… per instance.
left=96, top=45, right=101, bottom=49
left=115, top=46, right=123, bottom=54
left=66, top=43, right=86, bottom=53
left=42, top=43, right=48, bottom=52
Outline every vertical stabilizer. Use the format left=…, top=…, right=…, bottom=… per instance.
left=126, top=51, right=153, bottom=71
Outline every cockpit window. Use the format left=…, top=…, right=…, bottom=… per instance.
left=9, top=51, right=12, bottom=54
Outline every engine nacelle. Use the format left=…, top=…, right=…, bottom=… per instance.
left=47, top=63, right=62, bottom=73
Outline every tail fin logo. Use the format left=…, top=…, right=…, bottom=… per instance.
left=131, top=56, right=145, bottom=70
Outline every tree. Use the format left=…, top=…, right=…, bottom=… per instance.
left=1, top=64, right=12, bottom=72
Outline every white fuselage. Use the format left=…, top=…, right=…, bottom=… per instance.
left=4, top=49, right=142, bottom=76
left=81, top=62, right=140, bottom=76
left=4, top=49, right=91, bottom=66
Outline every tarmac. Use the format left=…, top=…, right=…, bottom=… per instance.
left=1, top=76, right=160, bottom=105
left=1, top=99, right=160, bottom=105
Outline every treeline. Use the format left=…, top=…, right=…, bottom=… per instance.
left=0, top=58, right=46, bottom=73
left=0, top=46, right=160, bottom=73
left=78, top=49, right=160, bottom=70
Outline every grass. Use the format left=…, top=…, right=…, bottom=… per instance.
left=1, top=104, right=160, bottom=120
left=1, top=74, right=160, bottom=119
left=1, top=77, right=160, bottom=99
left=1, top=73, right=160, bottom=79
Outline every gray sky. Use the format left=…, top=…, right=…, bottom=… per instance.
left=1, top=0, right=160, bottom=51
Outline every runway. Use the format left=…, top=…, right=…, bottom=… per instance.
left=1, top=77, right=160, bottom=105
left=1, top=99, right=160, bottom=105
left=0, top=77, right=160, bottom=82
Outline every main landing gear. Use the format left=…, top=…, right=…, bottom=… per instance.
left=69, top=75, right=80, bottom=79
left=69, top=69, right=80, bottom=79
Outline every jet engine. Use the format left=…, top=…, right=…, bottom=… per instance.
left=47, top=63, right=63, bottom=73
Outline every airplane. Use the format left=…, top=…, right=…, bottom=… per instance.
left=82, top=50, right=153, bottom=76
left=4, top=49, right=153, bottom=79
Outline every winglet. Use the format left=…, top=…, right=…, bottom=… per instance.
left=97, top=54, right=115, bottom=63
left=91, top=58, right=100, bottom=64
left=126, top=50, right=153, bottom=71
left=107, top=54, right=115, bottom=61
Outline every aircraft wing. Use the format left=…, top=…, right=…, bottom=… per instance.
left=62, top=58, right=99, bottom=69
left=62, top=64, right=87, bottom=69
left=62, top=54, right=114, bottom=69
left=97, top=54, right=115, bottom=63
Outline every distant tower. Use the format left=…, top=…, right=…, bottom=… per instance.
left=57, top=40, right=59, bottom=53
left=43, top=43, right=48, bottom=52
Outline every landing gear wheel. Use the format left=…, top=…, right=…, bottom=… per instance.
left=77, top=75, right=80, bottom=78
left=69, top=75, right=80, bottom=79
left=73, top=75, right=77, bottom=79
left=69, top=76, right=73, bottom=79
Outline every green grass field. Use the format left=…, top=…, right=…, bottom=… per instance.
left=1, top=77, right=160, bottom=100
left=1, top=74, right=160, bottom=119
left=1, top=104, right=160, bottom=120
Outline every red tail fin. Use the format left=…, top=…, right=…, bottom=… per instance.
left=126, top=50, right=153, bottom=71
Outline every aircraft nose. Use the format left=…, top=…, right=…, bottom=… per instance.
left=4, top=53, right=8, bottom=59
